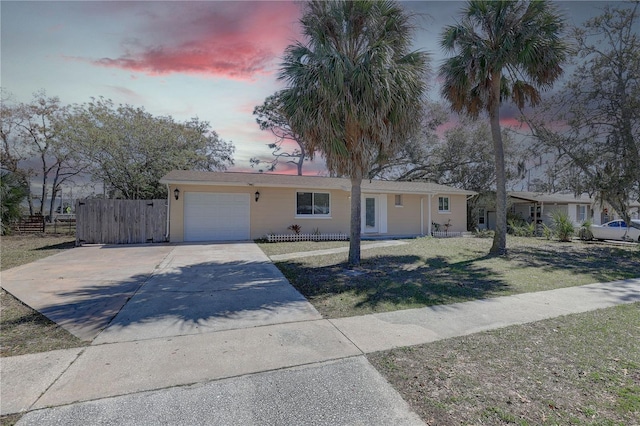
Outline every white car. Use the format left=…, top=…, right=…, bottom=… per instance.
left=590, top=219, right=640, bottom=242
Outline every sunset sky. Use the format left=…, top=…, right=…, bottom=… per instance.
left=1, top=1, right=612, bottom=179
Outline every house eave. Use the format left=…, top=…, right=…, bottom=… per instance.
left=159, top=173, right=476, bottom=197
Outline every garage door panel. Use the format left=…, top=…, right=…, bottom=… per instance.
left=184, top=193, right=250, bottom=241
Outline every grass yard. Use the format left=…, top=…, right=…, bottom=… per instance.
left=1, top=233, right=76, bottom=271
left=258, top=239, right=377, bottom=256
left=259, top=236, right=639, bottom=318
left=1, top=233, right=86, bottom=357
left=369, top=302, right=640, bottom=426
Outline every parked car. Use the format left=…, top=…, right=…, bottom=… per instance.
left=590, top=219, right=640, bottom=242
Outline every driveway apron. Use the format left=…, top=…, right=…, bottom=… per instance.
left=1, top=244, right=174, bottom=341
left=93, top=242, right=322, bottom=344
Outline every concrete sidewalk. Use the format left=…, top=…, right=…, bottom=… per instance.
left=3, top=277, right=639, bottom=424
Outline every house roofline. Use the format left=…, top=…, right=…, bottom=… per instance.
left=160, top=171, right=477, bottom=197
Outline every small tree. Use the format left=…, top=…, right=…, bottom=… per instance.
left=1, top=90, right=85, bottom=219
left=251, top=91, right=310, bottom=175
left=0, top=89, right=35, bottom=214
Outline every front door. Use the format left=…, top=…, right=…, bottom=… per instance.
left=362, top=196, right=378, bottom=233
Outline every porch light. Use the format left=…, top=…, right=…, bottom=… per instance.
left=255, top=191, right=260, bottom=202
left=174, top=188, right=180, bottom=200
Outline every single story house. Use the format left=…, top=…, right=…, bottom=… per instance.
left=510, top=192, right=597, bottom=226
left=159, top=171, right=476, bottom=242
left=476, top=191, right=596, bottom=230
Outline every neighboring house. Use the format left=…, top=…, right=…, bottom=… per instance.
left=597, top=200, right=640, bottom=223
left=630, top=201, right=640, bottom=219
left=476, top=192, right=597, bottom=231
left=510, top=192, right=597, bottom=226
left=159, top=171, right=476, bottom=242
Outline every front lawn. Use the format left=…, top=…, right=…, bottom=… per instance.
left=259, top=236, right=639, bottom=318
left=1, top=233, right=75, bottom=271
left=369, top=302, right=640, bottom=425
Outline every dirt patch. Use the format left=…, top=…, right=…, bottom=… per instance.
left=0, top=289, right=87, bottom=357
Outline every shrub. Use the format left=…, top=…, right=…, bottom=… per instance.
left=473, top=228, right=494, bottom=238
left=508, top=219, right=536, bottom=237
left=1, top=171, right=28, bottom=235
left=551, top=211, right=575, bottom=242
left=287, top=224, right=302, bottom=234
left=578, top=220, right=594, bottom=240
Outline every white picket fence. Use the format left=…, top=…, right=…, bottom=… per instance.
left=431, top=231, right=464, bottom=238
left=267, top=233, right=349, bottom=243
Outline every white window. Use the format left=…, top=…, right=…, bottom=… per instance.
left=478, top=208, right=485, bottom=225
left=438, top=196, right=450, bottom=213
left=296, top=192, right=330, bottom=217
left=577, top=205, right=587, bottom=223
left=395, top=194, right=403, bottom=207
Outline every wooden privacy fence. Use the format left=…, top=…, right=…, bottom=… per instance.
left=76, top=199, right=167, bottom=245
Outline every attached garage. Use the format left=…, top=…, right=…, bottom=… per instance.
left=183, top=192, right=250, bottom=241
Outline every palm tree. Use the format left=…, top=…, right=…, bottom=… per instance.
left=439, top=0, right=569, bottom=255
left=279, top=0, right=429, bottom=265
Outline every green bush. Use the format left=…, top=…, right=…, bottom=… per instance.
left=1, top=172, right=28, bottom=235
left=578, top=220, right=594, bottom=240
left=473, top=228, right=494, bottom=238
left=508, top=219, right=536, bottom=237
left=551, top=211, right=575, bottom=242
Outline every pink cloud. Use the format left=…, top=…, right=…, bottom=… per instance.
left=89, top=2, right=301, bottom=81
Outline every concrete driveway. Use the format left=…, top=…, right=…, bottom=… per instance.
left=1, top=242, right=321, bottom=343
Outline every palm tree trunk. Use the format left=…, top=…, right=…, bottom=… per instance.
left=489, top=73, right=507, bottom=255
left=296, top=145, right=305, bottom=176
left=349, top=176, right=362, bottom=266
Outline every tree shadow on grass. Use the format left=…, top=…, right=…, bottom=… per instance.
left=277, top=254, right=509, bottom=314
left=507, top=244, right=639, bottom=282
left=276, top=243, right=639, bottom=316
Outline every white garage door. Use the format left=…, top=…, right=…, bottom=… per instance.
left=183, top=192, right=250, bottom=241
